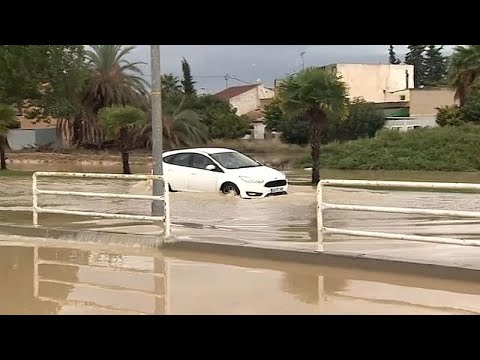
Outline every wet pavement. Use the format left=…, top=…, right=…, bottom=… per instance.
left=2, top=236, right=480, bottom=315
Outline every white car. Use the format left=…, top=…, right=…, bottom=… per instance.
left=162, top=148, right=288, bottom=199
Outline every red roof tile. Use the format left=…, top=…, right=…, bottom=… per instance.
left=215, top=84, right=259, bottom=101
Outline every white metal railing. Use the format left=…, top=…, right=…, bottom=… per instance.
left=317, top=179, right=480, bottom=251
left=32, top=172, right=170, bottom=238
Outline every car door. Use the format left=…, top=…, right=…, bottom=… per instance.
left=188, top=153, right=222, bottom=193
left=163, top=153, right=193, bottom=191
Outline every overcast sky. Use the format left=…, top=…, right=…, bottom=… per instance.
left=129, top=45, right=456, bottom=94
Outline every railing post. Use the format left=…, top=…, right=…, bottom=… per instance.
left=32, top=172, right=38, bottom=227
left=163, top=179, right=171, bottom=240
left=317, top=181, right=324, bottom=252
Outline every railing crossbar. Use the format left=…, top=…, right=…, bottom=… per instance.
left=35, top=207, right=164, bottom=222
left=323, top=227, right=480, bottom=247
left=34, top=172, right=163, bottom=181
left=37, top=189, right=163, bottom=201
left=323, top=202, right=480, bottom=218
left=321, top=179, right=480, bottom=191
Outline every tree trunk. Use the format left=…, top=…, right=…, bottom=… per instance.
left=309, top=110, right=326, bottom=185
left=120, top=128, right=131, bottom=174
left=121, top=152, right=131, bottom=174
left=73, top=115, right=82, bottom=147
left=0, top=141, right=6, bottom=170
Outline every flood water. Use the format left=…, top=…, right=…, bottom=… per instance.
left=2, top=239, right=480, bottom=315
left=2, top=170, right=480, bottom=242
left=3, top=167, right=480, bottom=314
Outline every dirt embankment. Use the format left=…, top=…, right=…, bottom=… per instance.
left=7, top=151, right=151, bottom=166
left=6, top=150, right=300, bottom=172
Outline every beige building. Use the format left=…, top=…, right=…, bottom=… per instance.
left=321, top=63, right=415, bottom=103
left=383, top=87, right=457, bottom=132
left=215, top=84, right=274, bottom=116
left=409, top=87, right=457, bottom=116
left=215, top=84, right=275, bottom=140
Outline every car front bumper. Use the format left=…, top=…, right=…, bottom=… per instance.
left=239, top=180, right=289, bottom=199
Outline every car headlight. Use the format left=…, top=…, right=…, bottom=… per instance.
left=239, top=176, right=264, bottom=183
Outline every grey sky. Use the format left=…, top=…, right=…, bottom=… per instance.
left=129, top=45, right=456, bottom=94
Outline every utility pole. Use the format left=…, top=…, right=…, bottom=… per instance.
left=300, top=51, right=306, bottom=71
left=150, top=45, right=164, bottom=216
left=224, top=73, right=230, bottom=88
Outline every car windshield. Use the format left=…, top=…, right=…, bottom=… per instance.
left=210, top=151, right=261, bottom=169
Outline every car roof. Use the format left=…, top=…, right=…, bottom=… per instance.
left=163, top=148, right=236, bottom=157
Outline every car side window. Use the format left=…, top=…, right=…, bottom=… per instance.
left=163, top=155, right=175, bottom=164
left=169, top=153, right=193, bottom=167
left=191, top=154, right=217, bottom=170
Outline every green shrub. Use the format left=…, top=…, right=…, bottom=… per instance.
left=298, top=125, right=480, bottom=171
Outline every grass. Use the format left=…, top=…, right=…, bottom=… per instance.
left=0, top=169, right=33, bottom=177
left=298, top=125, right=480, bottom=172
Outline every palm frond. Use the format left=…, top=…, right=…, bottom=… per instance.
left=278, top=67, right=349, bottom=122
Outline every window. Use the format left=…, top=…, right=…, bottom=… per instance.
left=210, top=151, right=261, bottom=169
left=400, top=95, right=406, bottom=100
left=191, top=154, right=217, bottom=170
left=163, top=155, right=175, bottom=164
left=166, top=153, right=193, bottom=167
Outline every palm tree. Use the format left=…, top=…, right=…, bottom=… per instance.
left=99, top=105, right=146, bottom=174
left=161, top=74, right=181, bottom=95
left=51, top=66, right=92, bottom=147
left=83, top=45, right=149, bottom=113
left=162, top=108, right=209, bottom=148
left=0, top=104, right=17, bottom=170
left=137, top=96, right=209, bottom=150
left=278, top=67, right=349, bottom=184
left=449, top=45, right=480, bottom=107
left=55, top=45, right=150, bottom=147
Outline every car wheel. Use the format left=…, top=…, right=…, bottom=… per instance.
left=221, top=182, right=240, bottom=197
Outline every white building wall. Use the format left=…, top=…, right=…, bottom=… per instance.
left=229, top=88, right=261, bottom=115
left=330, top=64, right=415, bottom=103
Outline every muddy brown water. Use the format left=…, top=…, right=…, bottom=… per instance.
left=3, top=168, right=480, bottom=314
left=2, top=238, right=480, bottom=315
left=2, top=169, right=480, bottom=242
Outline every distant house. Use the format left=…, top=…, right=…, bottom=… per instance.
left=383, top=87, right=457, bottom=132
left=6, top=107, right=62, bottom=151
left=215, top=84, right=274, bottom=116
left=215, top=84, right=274, bottom=139
left=245, top=109, right=267, bottom=140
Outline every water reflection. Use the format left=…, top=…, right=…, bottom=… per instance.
left=1, top=243, right=480, bottom=314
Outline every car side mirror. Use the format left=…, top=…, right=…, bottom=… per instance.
left=206, top=164, right=216, bottom=171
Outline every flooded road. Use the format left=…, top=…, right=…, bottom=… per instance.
left=2, top=238, right=480, bottom=314
left=2, top=172, right=480, bottom=242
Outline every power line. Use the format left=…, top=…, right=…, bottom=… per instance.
left=142, top=73, right=253, bottom=88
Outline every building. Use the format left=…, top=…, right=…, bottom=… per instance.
left=244, top=109, right=267, bottom=140
left=215, top=84, right=274, bottom=140
left=383, top=87, right=457, bottom=131
left=409, top=87, right=457, bottom=117
left=215, top=84, right=274, bottom=116
left=6, top=108, right=62, bottom=151
left=320, top=63, right=415, bottom=103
